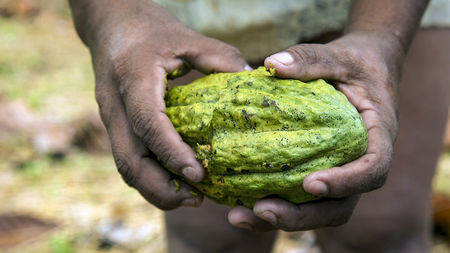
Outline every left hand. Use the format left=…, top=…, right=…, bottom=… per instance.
left=227, top=32, right=403, bottom=231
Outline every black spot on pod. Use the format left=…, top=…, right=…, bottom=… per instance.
left=242, top=109, right=248, bottom=118
left=199, top=122, right=205, bottom=130
left=242, top=109, right=255, bottom=121
left=312, top=92, right=316, bottom=96
left=242, top=109, right=250, bottom=121
left=261, top=98, right=279, bottom=109
left=226, top=168, right=235, bottom=173
left=265, top=163, right=273, bottom=168
left=241, top=169, right=250, bottom=174
left=236, top=199, right=244, bottom=206
left=281, top=165, right=291, bottom=171
left=229, top=114, right=236, bottom=128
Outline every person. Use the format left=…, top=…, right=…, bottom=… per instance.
left=68, top=0, right=450, bottom=252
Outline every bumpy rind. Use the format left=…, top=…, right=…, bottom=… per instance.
left=165, top=67, right=367, bottom=208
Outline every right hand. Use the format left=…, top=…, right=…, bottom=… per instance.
left=228, top=32, right=402, bottom=231
left=73, top=0, right=249, bottom=210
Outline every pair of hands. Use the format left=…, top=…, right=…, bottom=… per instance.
left=88, top=1, right=400, bottom=231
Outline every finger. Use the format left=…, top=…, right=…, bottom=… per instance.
left=116, top=62, right=205, bottom=182
left=263, top=44, right=350, bottom=81
left=253, top=196, right=359, bottom=231
left=186, top=36, right=251, bottom=73
left=96, top=81, right=203, bottom=210
left=227, top=206, right=276, bottom=232
left=303, top=108, right=392, bottom=197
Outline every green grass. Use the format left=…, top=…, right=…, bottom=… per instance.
left=49, top=235, right=75, bottom=253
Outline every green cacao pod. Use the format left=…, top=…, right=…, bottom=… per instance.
left=165, top=67, right=367, bottom=208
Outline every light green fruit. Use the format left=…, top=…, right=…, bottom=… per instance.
left=165, top=67, right=367, bottom=208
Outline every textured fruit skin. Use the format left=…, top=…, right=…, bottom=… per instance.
left=165, top=67, right=368, bottom=208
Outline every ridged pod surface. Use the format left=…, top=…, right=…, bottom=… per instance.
left=165, top=67, right=367, bottom=208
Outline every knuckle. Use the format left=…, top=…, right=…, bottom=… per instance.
left=340, top=45, right=388, bottom=80
left=371, top=171, right=388, bottom=190
left=159, top=151, right=173, bottom=167
left=358, top=152, right=390, bottom=193
left=208, top=39, right=243, bottom=62
left=369, top=153, right=390, bottom=191
left=129, top=109, right=160, bottom=148
left=111, top=56, right=142, bottom=97
left=327, top=45, right=361, bottom=79
left=112, top=55, right=131, bottom=81
left=288, top=45, right=319, bottom=66
left=113, top=152, right=140, bottom=188
left=224, top=45, right=243, bottom=59
left=129, top=110, right=174, bottom=165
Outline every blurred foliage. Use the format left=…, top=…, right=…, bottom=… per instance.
left=49, top=235, right=74, bottom=253
left=16, top=155, right=53, bottom=179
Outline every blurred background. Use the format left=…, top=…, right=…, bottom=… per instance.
left=0, top=0, right=449, bottom=252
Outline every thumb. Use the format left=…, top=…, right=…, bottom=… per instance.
left=264, top=44, right=348, bottom=81
left=186, top=37, right=251, bottom=74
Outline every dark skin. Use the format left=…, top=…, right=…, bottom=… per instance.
left=68, top=0, right=430, bottom=232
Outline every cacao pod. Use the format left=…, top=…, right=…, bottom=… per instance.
left=165, top=67, right=367, bottom=208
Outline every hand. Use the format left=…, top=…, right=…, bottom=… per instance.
left=79, top=0, right=249, bottom=210
left=228, top=32, right=402, bottom=231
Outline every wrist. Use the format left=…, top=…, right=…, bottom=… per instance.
left=342, top=0, right=430, bottom=72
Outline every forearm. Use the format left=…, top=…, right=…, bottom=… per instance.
left=346, top=0, right=430, bottom=55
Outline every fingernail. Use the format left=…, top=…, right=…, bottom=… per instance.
left=308, top=181, right=328, bottom=196
left=182, top=166, right=199, bottom=181
left=269, top=52, right=294, bottom=65
left=181, top=198, right=199, bottom=207
left=236, top=222, right=253, bottom=230
left=244, top=64, right=253, bottom=71
left=260, top=211, right=277, bottom=225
